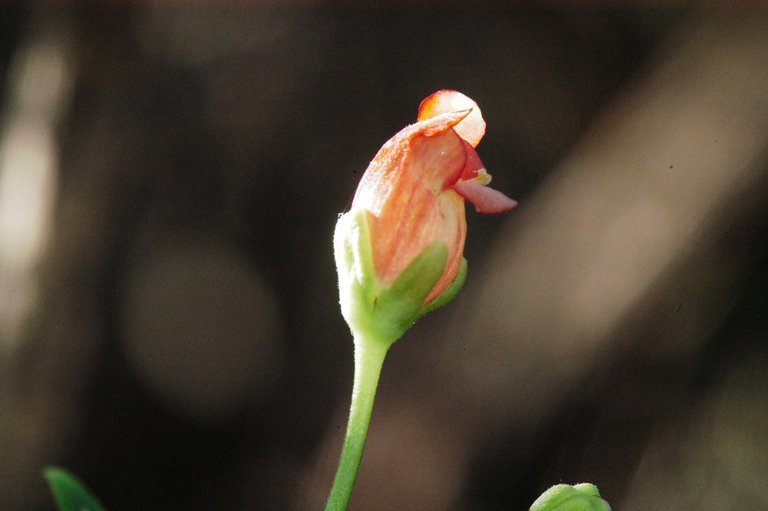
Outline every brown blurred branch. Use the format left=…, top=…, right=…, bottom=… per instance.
left=440, top=7, right=768, bottom=435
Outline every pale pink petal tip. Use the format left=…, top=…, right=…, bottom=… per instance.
left=418, top=90, right=486, bottom=148
left=452, top=181, right=518, bottom=214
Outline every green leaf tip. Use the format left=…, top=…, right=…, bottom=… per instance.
left=44, top=467, right=107, bottom=511
left=530, top=483, right=611, bottom=511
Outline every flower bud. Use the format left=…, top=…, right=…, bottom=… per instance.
left=334, top=91, right=516, bottom=345
left=529, top=483, right=611, bottom=511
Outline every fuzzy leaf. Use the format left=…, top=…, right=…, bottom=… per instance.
left=44, top=467, right=107, bottom=511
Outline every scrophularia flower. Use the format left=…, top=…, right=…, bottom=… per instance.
left=334, top=90, right=516, bottom=345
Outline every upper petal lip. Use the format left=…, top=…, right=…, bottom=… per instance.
left=352, top=110, right=471, bottom=213
left=418, top=90, right=486, bottom=147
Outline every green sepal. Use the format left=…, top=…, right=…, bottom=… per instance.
left=334, top=210, right=378, bottom=339
left=373, top=241, right=447, bottom=342
left=334, top=209, right=452, bottom=347
left=44, top=467, right=107, bottom=511
left=530, top=483, right=611, bottom=511
left=419, top=257, right=467, bottom=318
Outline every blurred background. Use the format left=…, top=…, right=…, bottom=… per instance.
left=1, top=3, right=767, bottom=510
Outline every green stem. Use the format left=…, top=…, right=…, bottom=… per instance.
left=324, top=335, right=389, bottom=511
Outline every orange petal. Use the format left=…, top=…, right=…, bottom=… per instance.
left=418, top=90, right=486, bottom=148
left=458, top=140, right=485, bottom=182
left=362, top=130, right=468, bottom=288
left=353, top=111, right=470, bottom=215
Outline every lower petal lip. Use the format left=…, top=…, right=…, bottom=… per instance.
left=452, top=180, right=518, bottom=214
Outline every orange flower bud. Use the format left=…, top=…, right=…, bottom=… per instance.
left=351, top=90, right=516, bottom=303
left=328, top=93, right=518, bottom=508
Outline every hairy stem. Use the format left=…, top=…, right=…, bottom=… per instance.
left=324, top=336, right=389, bottom=511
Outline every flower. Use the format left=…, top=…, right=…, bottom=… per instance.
left=353, top=90, right=517, bottom=300
left=335, top=90, right=516, bottom=344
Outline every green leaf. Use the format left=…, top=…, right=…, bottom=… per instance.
left=44, top=467, right=107, bottom=511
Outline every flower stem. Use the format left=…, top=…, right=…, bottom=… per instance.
left=324, top=335, right=389, bottom=511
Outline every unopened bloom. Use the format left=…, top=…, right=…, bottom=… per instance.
left=335, top=90, right=516, bottom=345
left=529, top=484, right=611, bottom=511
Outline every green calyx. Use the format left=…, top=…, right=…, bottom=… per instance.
left=334, top=210, right=467, bottom=347
left=529, top=483, right=611, bottom=511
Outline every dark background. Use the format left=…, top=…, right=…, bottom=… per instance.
left=1, top=4, right=766, bottom=510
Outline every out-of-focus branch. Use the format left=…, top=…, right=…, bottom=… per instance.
left=440, top=8, right=768, bottom=436
left=622, top=354, right=768, bottom=509
left=0, top=9, right=77, bottom=511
